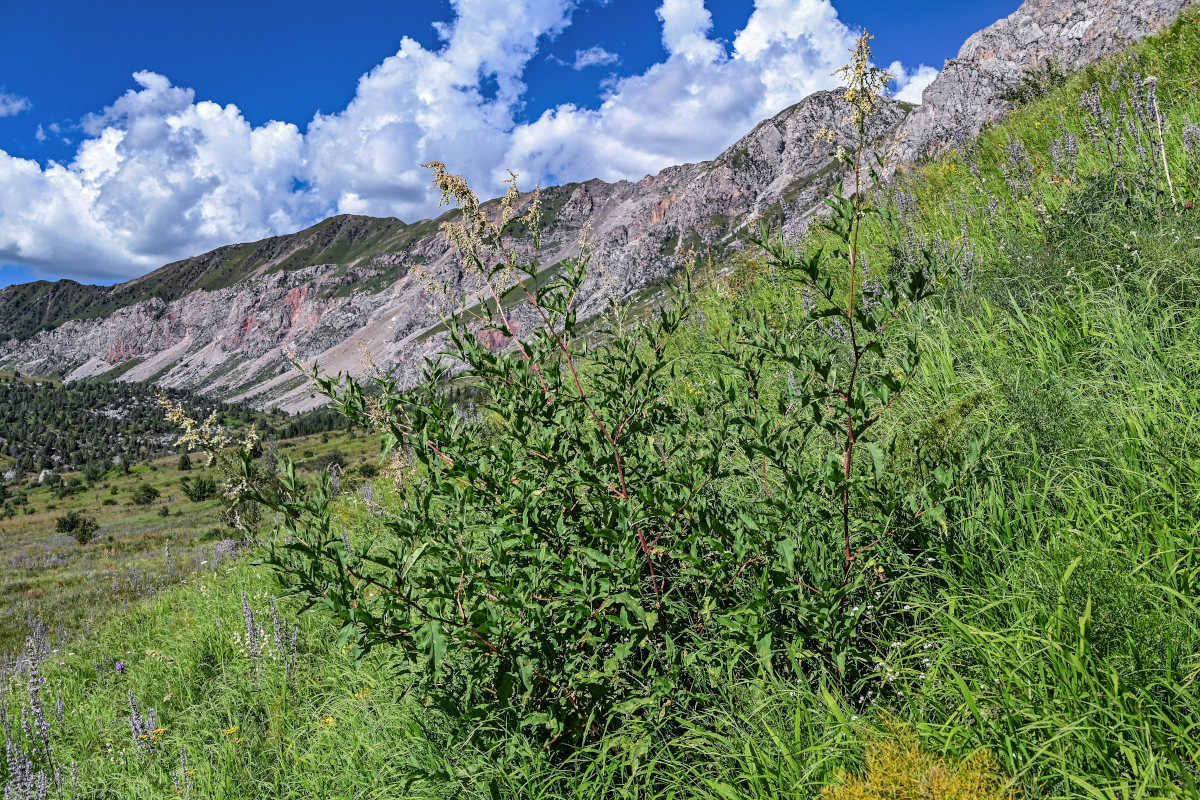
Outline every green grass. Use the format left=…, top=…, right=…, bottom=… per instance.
left=0, top=427, right=378, bottom=656
left=5, top=10, right=1200, bottom=800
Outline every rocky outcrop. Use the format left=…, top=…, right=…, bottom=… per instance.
left=900, top=0, right=1196, bottom=160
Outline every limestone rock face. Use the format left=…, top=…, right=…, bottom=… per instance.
left=899, top=0, right=1196, bottom=160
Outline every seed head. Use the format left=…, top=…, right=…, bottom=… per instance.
left=833, top=31, right=894, bottom=128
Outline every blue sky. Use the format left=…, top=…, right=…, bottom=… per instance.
left=0, top=0, right=1019, bottom=287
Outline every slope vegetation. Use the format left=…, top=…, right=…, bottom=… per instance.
left=4, top=7, right=1200, bottom=800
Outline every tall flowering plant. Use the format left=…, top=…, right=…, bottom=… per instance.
left=167, top=34, right=984, bottom=746
left=723, top=32, right=988, bottom=682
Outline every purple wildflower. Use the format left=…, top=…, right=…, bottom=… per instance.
left=242, top=592, right=261, bottom=674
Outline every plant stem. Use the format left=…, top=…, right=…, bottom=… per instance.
left=843, top=130, right=865, bottom=586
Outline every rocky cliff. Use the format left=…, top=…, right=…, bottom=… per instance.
left=0, top=0, right=1193, bottom=412
left=899, top=0, right=1195, bottom=160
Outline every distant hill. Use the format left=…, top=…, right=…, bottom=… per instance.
left=0, top=215, right=414, bottom=343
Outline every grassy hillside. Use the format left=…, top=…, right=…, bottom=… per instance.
left=0, top=426, right=379, bottom=656
left=4, top=12, right=1200, bottom=800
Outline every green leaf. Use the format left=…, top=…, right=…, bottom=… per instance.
left=575, top=547, right=613, bottom=568
left=865, top=442, right=885, bottom=481
left=774, top=537, right=796, bottom=572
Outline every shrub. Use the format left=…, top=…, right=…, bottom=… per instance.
left=130, top=484, right=160, bottom=506
left=56, top=510, right=99, bottom=545
left=171, top=34, right=982, bottom=749
left=356, top=462, right=378, bottom=479
left=180, top=475, right=217, bottom=502
left=177, top=452, right=192, bottom=471
left=82, top=460, right=107, bottom=483
left=304, top=449, right=346, bottom=473
left=53, top=476, right=85, bottom=500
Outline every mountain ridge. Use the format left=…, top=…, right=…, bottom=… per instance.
left=0, top=90, right=908, bottom=411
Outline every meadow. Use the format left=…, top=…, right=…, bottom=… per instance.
left=0, top=426, right=377, bottom=656
left=3, top=12, right=1200, bottom=800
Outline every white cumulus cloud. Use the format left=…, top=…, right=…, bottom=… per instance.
left=888, top=60, right=939, bottom=104
left=656, top=0, right=725, bottom=62
left=505, top=0, right=861, bottom=183
left=573, top=45, right=619, bottom=69
left=0, top=0, right=939, bottom=283
left=0, top=71, right=313, bottom=281
left=0, top=91, right=31, bottom=118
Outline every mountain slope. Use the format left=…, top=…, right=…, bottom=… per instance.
left=0, top=92, right=907, bottom=412
left=0, top=215, right=415, bottom=343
